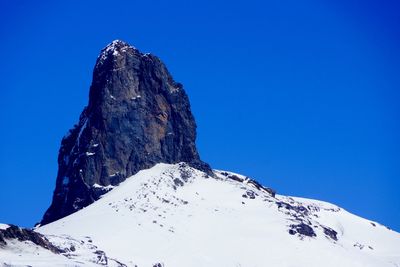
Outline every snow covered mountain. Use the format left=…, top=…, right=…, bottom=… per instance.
left=1, top=163, right=400, bottom=266
left=1, top=40, right=399, bottom=266
left=40, top=40, right=211, bottom=226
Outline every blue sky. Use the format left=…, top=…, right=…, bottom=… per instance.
left=0, top=0, right=399, bottom=231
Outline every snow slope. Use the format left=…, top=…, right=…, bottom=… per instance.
left=2, top=163, right=400, bottom=266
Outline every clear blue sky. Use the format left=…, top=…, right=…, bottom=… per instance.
left=0, top=0, right=399, bottom=231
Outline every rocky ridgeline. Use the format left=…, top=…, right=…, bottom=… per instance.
left=41, top=40, right=211, bottom=225
left=0, top=225, right=62, bottom=254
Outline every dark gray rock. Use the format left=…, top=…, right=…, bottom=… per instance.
left=41, top=40, right=211, bottom=225
left=222, top=172, right=276, bottom=197
left=245, top=178, right=276, bottom=197
left=276, top=201, right=309, bottom=216
left=0, top=224, right=63, bottom=254
left=289, top=223, right=316, bottom=238
left=322, top=226, right=338, bottom=241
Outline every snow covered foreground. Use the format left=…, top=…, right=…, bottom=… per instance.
left=1, top=163, right=400, bottom=267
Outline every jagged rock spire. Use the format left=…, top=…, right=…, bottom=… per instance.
left=41, top=40, right=211, bottom=225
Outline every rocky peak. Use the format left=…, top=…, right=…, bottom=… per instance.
left=40, top=40, right=211, bottom=225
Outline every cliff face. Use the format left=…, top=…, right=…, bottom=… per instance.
left=41, top=40, right=210, bottom=225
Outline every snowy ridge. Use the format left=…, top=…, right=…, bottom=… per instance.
left=0, top=224, right=9, bottom=230
left=97, top=40, right=137, bottom=63
left=1, top=163, right=400, bottom=266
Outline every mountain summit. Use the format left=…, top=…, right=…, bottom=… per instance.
left=41, top=40, right=210, bottom=225
left=1, top=41, right=399, bottom=267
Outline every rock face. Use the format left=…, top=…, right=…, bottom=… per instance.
left=41, top=40, right=211, bottom=225
left=0, top=225, right=62, bottom=254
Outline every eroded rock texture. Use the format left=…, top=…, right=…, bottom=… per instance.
left=41, top=40, right=210, bottom=225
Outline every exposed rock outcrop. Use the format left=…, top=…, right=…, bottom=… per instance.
left=0, top=224, right=62, bottom=254
left=41, top=40, right=211, bottom=225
